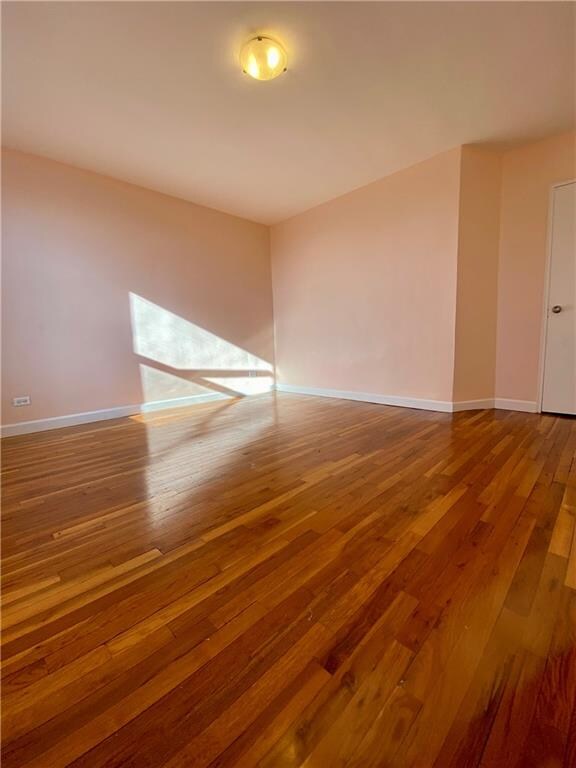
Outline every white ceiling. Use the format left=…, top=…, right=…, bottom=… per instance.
left=2, top=2, right=574, bottom=224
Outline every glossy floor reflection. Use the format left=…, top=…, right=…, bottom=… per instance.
left=1, top=393, right=575, bottom=767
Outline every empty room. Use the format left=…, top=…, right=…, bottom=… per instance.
left=1, top=1, right=575, bottom=766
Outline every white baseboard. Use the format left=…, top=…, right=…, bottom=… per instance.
left=277, top=385, right=539, bottom=415
left=2, top=389, right=541, bottom=437
left=493, top=398, right=538, bottom=413
left=276, top=383, right=454, bottom=412
left=1, top=392, right=229, bottom=437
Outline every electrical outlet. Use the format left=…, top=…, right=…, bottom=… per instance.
left=12, top=396, right=31, bottom=407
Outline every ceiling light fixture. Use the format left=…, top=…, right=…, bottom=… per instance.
left=240, top=36, right=287, bottom=81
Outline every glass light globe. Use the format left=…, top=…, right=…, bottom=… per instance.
left=240, top=36, right=287, bottom=81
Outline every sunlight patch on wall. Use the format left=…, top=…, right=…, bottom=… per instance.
left=139, top=363, right=221, bottom=403
left=203, top=376, right=272, bottom=396
left=129, top=293, right=274, bottom=400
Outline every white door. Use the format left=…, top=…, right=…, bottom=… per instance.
left=542, top=181, right=576, bottom=415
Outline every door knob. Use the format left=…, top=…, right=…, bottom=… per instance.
left=551, top=305, right=562, bottom=314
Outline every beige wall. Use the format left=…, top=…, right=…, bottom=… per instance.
left=271, top=149, right=462, bottom=402
left=453, top=146, right=502, bottom=402
left=496, top=132, right=576, bottom=403
left=1, top=149, right=274, bottom=426
left=3, top=134, right=574, bottom=429
left=272, top=134, right=575, bottom=409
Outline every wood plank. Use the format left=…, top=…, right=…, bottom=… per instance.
left=1, top=393, right=574, bottom=767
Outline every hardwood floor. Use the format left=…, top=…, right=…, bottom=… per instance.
left=1, top=392, right=575, bottom=767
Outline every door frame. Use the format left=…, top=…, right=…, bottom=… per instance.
left=537, top=178, right=576, bottom=413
